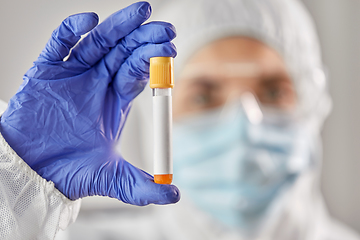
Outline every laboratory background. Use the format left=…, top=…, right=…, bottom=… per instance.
left=0, top=0, right=359, bottom=235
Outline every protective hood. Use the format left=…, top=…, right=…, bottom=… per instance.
left=150, top=0, right=331, bottom=129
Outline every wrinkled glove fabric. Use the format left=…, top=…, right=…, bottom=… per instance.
left=0, top=100, right=81, bottom=240
left=0, top=1, right=180, bottom=208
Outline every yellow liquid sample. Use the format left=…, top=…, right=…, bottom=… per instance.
left=154, top=174, right=173, bottom=184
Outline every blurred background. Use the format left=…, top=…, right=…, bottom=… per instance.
left=0, top=0, right=359, bottom=234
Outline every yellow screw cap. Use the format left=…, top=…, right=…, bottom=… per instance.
left=150, top=57, right=174, bottom=89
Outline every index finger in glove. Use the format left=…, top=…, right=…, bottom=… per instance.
left=111, top=42, right=177, bottom=103
left=70, top=1, right=151, bottom=68
left=97, top=21, right=176, bottom=77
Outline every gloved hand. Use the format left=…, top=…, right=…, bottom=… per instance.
left=0, top=1, right=180, bottom=205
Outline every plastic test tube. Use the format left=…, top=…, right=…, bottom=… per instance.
left=149, top=57, right=174, bottom=184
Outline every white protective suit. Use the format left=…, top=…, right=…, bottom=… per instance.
left=68, top=0, right=360, bottom=239
left=0, top=99, right=81, bottom=240
left=0, top=0, right=359, bottom=240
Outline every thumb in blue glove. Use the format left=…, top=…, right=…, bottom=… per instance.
left=0, top=1, right=180, bottom=206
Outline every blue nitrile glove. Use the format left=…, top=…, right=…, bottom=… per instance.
left=0, top=1, right=180, bottom=205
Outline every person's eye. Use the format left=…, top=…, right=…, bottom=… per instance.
left=188, top=89, right=226, bottom=111
left=191, top=93, right=213, bottom=107
left=185, top=78, right=225, bottom=110
left=264, top=87, right=288, bottom=101
left=257, top=78, right=296, bottom=108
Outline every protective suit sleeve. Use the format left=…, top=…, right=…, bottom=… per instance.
left=0, top=99, right=81, bottom=240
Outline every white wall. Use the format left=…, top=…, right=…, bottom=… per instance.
left=0, top=0, right=359, bottom=234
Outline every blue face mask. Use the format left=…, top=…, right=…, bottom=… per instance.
left=173, top=103, right=313, bottom=231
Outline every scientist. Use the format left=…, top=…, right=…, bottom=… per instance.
left=0, top=1, right=359, bottom=240
left=149, top=0, right=360, bottom=239
left=67, top=0, right=360, bottom=239
left=0, top=2, right=179, bottom=239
